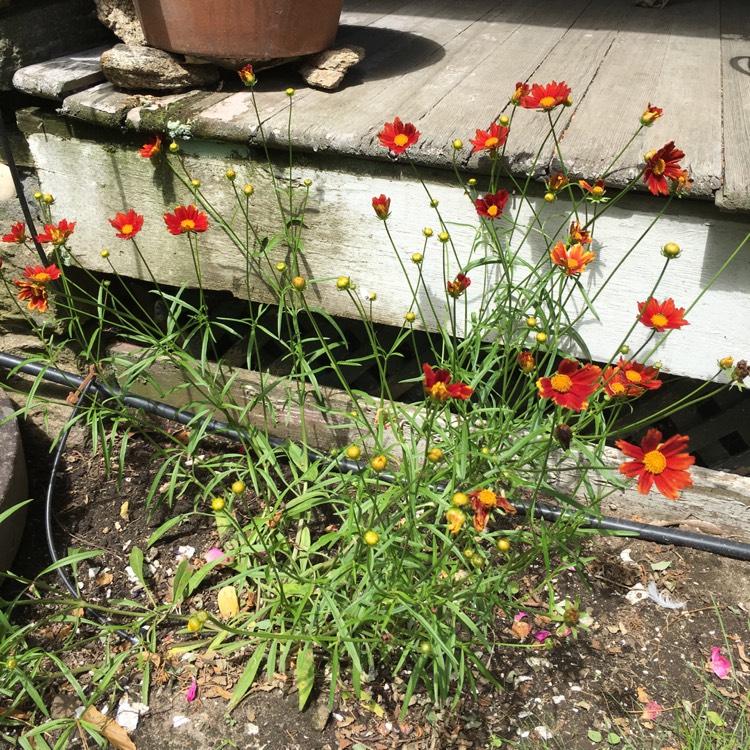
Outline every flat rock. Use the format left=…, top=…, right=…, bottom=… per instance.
left=100, top=44, right=220, bottom=91
left=299, top=45, right=365, bottom=90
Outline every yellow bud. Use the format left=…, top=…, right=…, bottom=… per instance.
left=346, top=445, right=361, bottom=460
left=411, top=252, right=423, bottom=264
left=422, top=227, right=433, bottom=237
left=405, top=311, right=416, bottom=322
left=231, top=480, right=245, bottom=494
left=363, top=530, right=379, bottom=546
left=719, top=356, right=734, bottom=370
left=100, top=249, right=110, bottom=259
left=662, top=242, right=681, bottom=259
left=291, top=276, right=307, bottom=291
left=286, top=87, right=295, bottom=97
left=370, top=455, right=387, bottom=472
left=427, top=447, right=443, bottom=463
left=620, top=344, right=630, bottom=355
left=438, top=231, right=450, bottom=243
left=169, top=142, right=179, bottom=153
left=276, top=262, right=287, bottom=272
left=535, top=332, right=548, bottom=343
left=190, top=179, right=200, bottom=188
left=452, top=139, right=463, bottom=150
left=430, top=199, right=439, bottom=208
left=467, top=178, right=477, bottom=187
left=452, top=492, right=469, bottom=506
left=304, top=178, right=312, bottom=187
left=544, top=192, right=555, bottom=203
left=43, top=194, right=54, bottom=205
left=243, top=184, right=254, bottom=196
left=33, top=191, right=43, bottom=200
left=525, top=316, right=537, bottom=328
left=365, top=291, right=377, bottom=301
left=336, top=275, right=351, bottom=290
left=499, top=115, right=510, bottom=126
left=187, top=616, right=202, bottom=632
left=211, top=497, right=225, bottom=511
left=225, top=169, right=236, bottom=180
left=497, top=538, right=511, bottom=552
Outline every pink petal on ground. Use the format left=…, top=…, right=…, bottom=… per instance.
left=641, top=700, right=663, bottom=721
left=185, top=677, right=198, bottom=703
left=205, top=547, right=226, bottom=563
left=533, top=630, right=551, bottom=643
left=711, top=647, right=732, bottom=680
left=513, top=612, right=528, bottom=621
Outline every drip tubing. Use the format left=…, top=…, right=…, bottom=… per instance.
left=1, top=352, right=750, bottom=562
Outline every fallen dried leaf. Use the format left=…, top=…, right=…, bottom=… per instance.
left=636, top=687, right=650, bottom=704
left=81, top=706, right=136, bottom=750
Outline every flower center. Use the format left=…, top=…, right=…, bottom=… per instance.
left=485, top=136, right=499, bottom=149
left=393, top=133, right=409, bottom=147
left=643, top=449, right=667, bottom=474
left=487, top=205, right=499, bottom=217
left=566, top=258, right=580, bottom=270
left=550, top=373, right=573, bottom=393
left=32, top=273, right=51, bottom=284
left=181, top=219, right=196, bottom=231
left=122, top=224, right=133, bottom=235
left=625, top=370, right=643, bottom=383
left=477, top=489, right=497, bottom=508
left=429, top=382, right=450, bottom=401
left=651, top=313, right=668, bottom=328
left=651, top=158, right=666, bottom=176
left=539, top=96, right=557, bottom=108
left=592, top=186, right=604, bottom=196
left=611, top=382, right=626, bottom=395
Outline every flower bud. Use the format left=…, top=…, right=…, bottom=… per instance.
left=719, top=356, right=734, bottom=370
left=100, top=249, right=110, bottom=259
left=438, top=231, right=450, bottom=243
left=225, top=169, right=236, bottom=180
left=430, top=199, right=439, bottom=208
left=619, top=344, right=630, bottom=355
left=427, top=447, right=443, bottom=463
left=405, top=311, right=416, bottom=322
left=370, top=454, right=387, bottom=472
left=363, top=530, right=379, bottom=546
left=243, top=184, right=254, bottom=196
left=423, top=227, right=433, bottom=237
left=304, top=178, right=312, bottom=187
left=661, top=242, right=681, bottom=259
left=286, top=87, right=295, bottom=97
left=291, top=276, right=307, bottom=291
left=211, top=497, right=225, bottom=511
left=535, top=332, right=548, bottom=343
left=276, top=262, right=287, bottom=272
left=411, top=252, right=423, bottom=264
left=526, top=316, right=537, bottom=328
left=467, top=178, right=477, bottom=187
left=346, top=445, right=361, bottom=460
left=231, top=480, right=245, bottom=494
left=499, top=115, right=510, bottom=127
left=452, top=139, right=463, bottom=150
left=336, top=275, right=351, bottom=290
left=169, top=142, right=179, bottom=153
left=544, top=192, right=555, bottom=203
left=190, top=179, right=200, bottom=188
left=43, top=194, right=54, bottom=205
left=452, top=492, right=469, bottom=506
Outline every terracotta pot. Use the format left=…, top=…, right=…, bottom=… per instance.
left=132, top=0, right=344, bottom=61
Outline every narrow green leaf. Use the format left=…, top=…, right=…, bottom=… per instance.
left=129, top=546, right=147, bottom=590
left=296, top=643, right=315, bottom=711
left=147, top=514, right=188, bottom=548
left=228, top=643, right=267, bottom=710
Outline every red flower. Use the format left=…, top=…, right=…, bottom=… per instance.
left=139, top=136, right=162, bottom=159
left=579, top=179, right=606, bottom=200
left=641, top=103, right=663, bottom=126
left=547, top=173, right=569, bottom=192
left=536, top=359, right=601, bottom=412
left=603, top=358, right=662, bottom=397
left=2, top=222, right=28, bottom=244
left=637, top=297, right=688, bottom=332
left=475, top=189, right=509, bottom=218
left=510, top=81, right=530, bottom=105
left=238, top=64, right=256, bottom=86
left=520, top=81, right=572, bottom=110
left=163, top=205, right=209, bottom=235
left=372, top=194, right=391, bottom=220
left=615, top=428, right=694, bottom=500
left=468, top=489, right=516, bottom=533
left=22, top=264, right=61, bottom=284
left=109, top=209, right=144, bottom=240
left=423, top=363, right=473, bottom=401
left=517, top=351, right=535, bottom=373
left=446, top=273, right=471, bottom=298
left=378, top=117, right=420, bottom=155
left=568, top=220, right=592, bottom=245
left=14, top=281, right=50, bottom=312
left=36, top=219, right=75, bottom=246
left=469, top=122, right=509, bottom=153
left=550, top=241, right=596, bottom=276
left=643, top=141, right=685, bottom=196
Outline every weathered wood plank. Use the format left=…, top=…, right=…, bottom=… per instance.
left=717, top=0, right=750, bottom=211
left=554, top=0, right=722, bottom=198
left=12, top=47, right=109, bottom=101
left=18, top=112, right=750, bottom=382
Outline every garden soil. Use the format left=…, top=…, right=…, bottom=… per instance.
left=7, top=415, right=750, bottom=750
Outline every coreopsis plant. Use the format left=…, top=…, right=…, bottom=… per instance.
left=1, top=69, right=748, bottom=716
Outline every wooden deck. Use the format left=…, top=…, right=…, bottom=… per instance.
left=8, top=0, right=750, bottom=383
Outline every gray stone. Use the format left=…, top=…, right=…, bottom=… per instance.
left=299, top=45, right=365, bottom=91
left=100, top=44, right=220, bottom=91
left=93, top=0, right=146, bottom=46
left=0, top=387, right=28, bottom=574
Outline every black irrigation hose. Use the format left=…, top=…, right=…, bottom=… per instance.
left=2, top=353, right=750, bottom=562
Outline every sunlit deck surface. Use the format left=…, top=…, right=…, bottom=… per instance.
left=37, top=0, right=749, bottom=211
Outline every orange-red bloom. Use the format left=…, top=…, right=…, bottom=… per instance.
left=109, top=209, right=144, bottom=240
left=643, top=141, right=685, bottom=196
left=14, top=281, right=50, bottom=312
left=603, top=358, right=662, bottom=397
left=446, top=273, right=471, bottom=298
left=378, top=117, right=420, bottom=155
left=475, top=189, right=509, bottom=218
left=22, top=264, right=61, bottom=284
left=579, top=179, right=607, bottom=200
left=469, top=122, right=509, bottom=153
left=138, top=136, right=162, bottom=159
left=550, top=241, right=596, bottom=276
left=537, top=359, right=601, bottom=412
left=423, top=363, right=473, bottom=401
left=641, top=103, right=663, bottom=126
left=637, top=297, right=689, bottom=332
left=615, top=428, right=694, bottom=500
left=163, top=205, right=209, bottom=235
left=372, top=194, right=391, bottom=220
left=520, top=81, right=571, bottom=110
left=547, top=173, right=569, bottom=193
left=468, top=488, right=515, bottom=533
left=517, top=351, right=535, bottom=373
left=510, top=81, right=530, bottom=105
left=36, top=219, right=75, bottom=246
left=568, top=220, right=592, bottom=245
left=2, top=222, right=28, bottom=244
left=238, top=64, right=256, bottom=86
